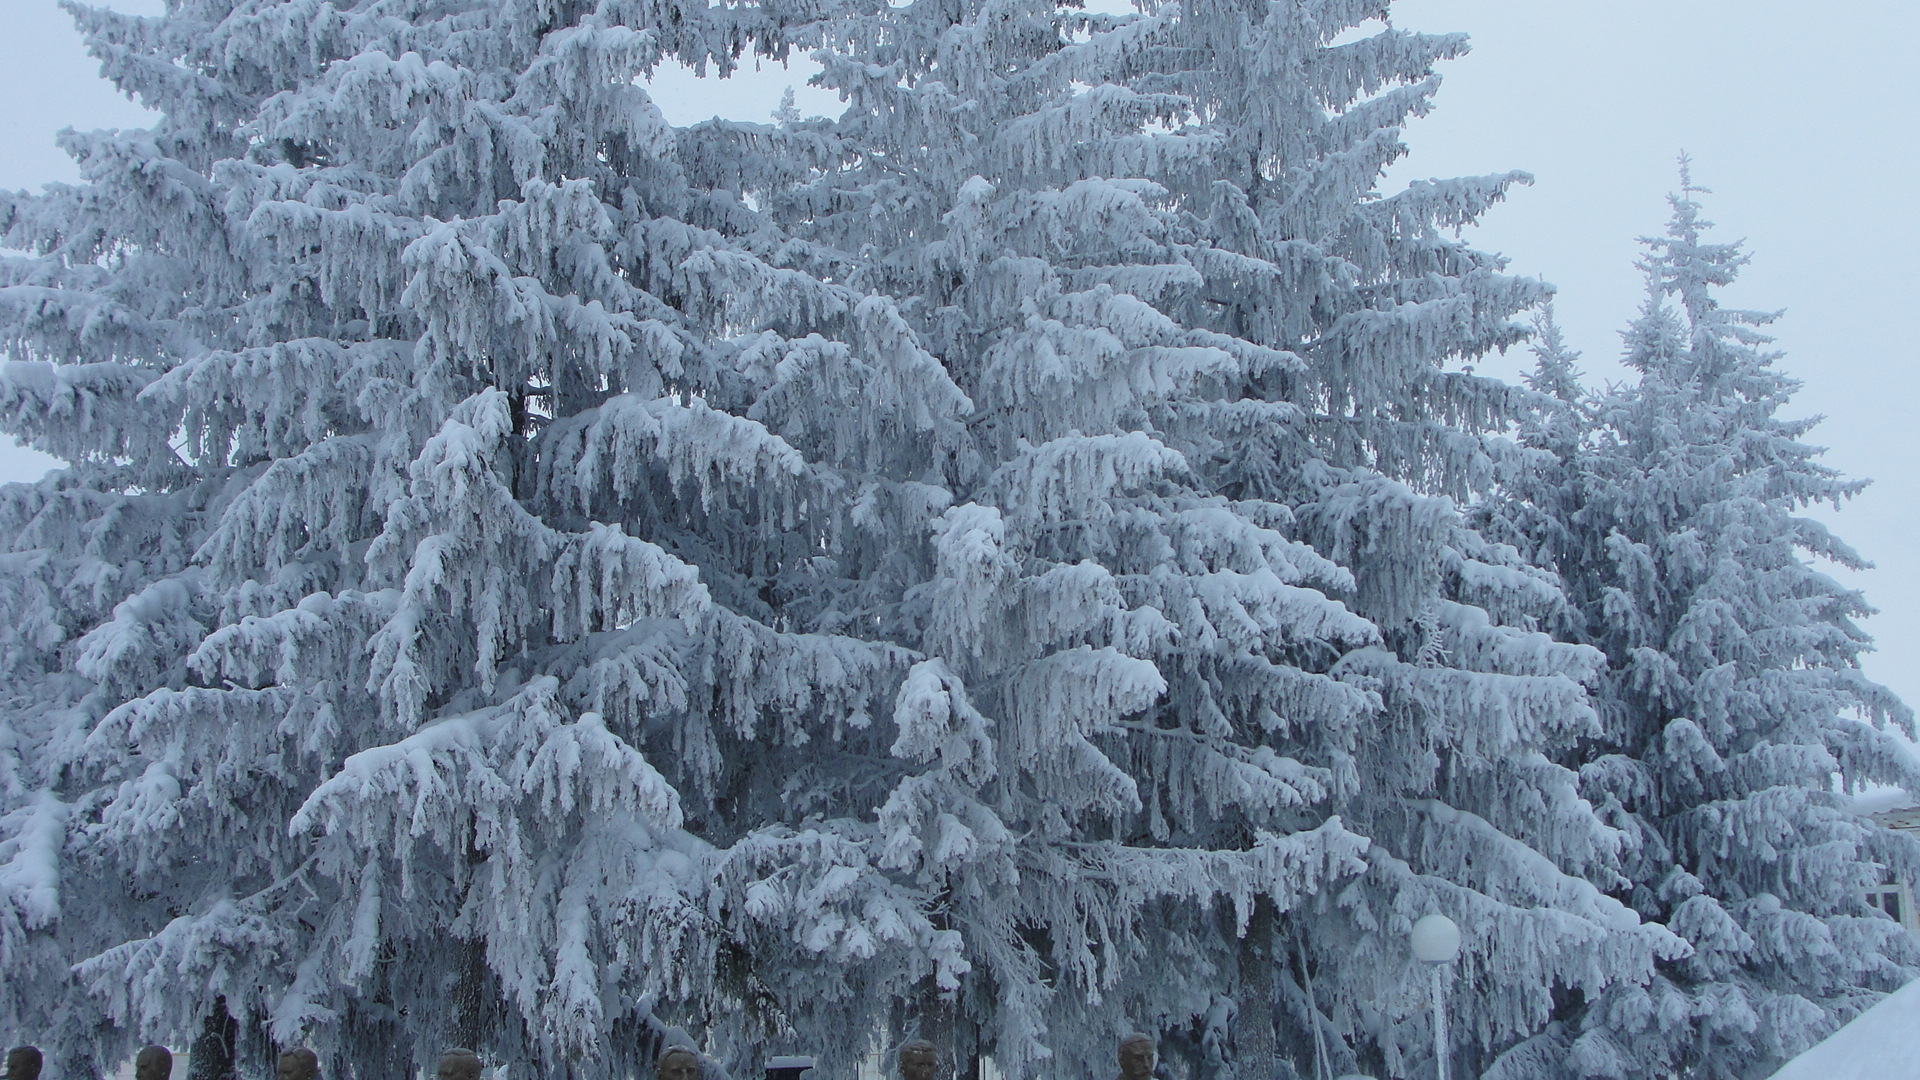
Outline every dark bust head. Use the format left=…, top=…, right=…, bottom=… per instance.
left=657, top=1047, right=700, bottom=1080
left=277, top=1048, right=319, bottom=1080
left=1117, top=1035, right=1155, bottom=1080
left=896, top=1041, right=939, bottom=1080
left=135, top=1046, right=173, bottom=1080
left=5, top=1047, right=43, bottom=1080
left=436, top=1050, right=482, bottom=1080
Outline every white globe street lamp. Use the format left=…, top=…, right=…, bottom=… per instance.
left=1410, top=914, right=1460, bottom=1080
left=1410, top=914, right=1461, bottom=964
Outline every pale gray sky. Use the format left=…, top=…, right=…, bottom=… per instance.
left=4, top=0, right=1917, bottom=713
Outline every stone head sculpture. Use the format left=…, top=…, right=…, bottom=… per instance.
left=135, top=1046, right=173, bottom=1080
left=4, top=1047, right=42, bottom=1080
left=277, top=1048, right=319, bottom=1080
left=436, top=1050, right=482, bottom=1080
left=895, top=1041, right=939, bottom=1080
left=1117, top=1035, right=1155, bottom=1080
left=657, top=1047, right=700, bottom=1080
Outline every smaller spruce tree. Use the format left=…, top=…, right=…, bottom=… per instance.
left=1484, top=167, right=1920, bottom=1080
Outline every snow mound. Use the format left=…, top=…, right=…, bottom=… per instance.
left=1847, top=787, right=1917, bottom=816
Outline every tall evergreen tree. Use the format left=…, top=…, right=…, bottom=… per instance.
left=1481, top=171, right=1920, bottom=1080
left=0, top=0, right=965, bottom=1076
left=787, top=3, right=1678, bottom=1078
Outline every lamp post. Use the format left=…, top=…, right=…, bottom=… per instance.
left=1410, top=915, right=1460, bottom=1080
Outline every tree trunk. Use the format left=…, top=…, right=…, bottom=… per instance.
left=450, top=816, right=494, bottom=1054
left=1234, top=900, right=1277, bottom=1080
left=913, top=973, right=955, bottom=1074
left=186, top=999, right=237, bottom=1080
left=450, top=937, right=493, bottom=1051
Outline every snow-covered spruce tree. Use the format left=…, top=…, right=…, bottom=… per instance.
left=0, top=0, right=1002, bottom=1077
left=0, top=1, right=1683, bottom=1079
left=762, top=1, right=1680, bottom=1077
left=1478, top=175, right=1920, bottom=1080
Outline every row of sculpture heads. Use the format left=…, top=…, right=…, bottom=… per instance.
left=1, top=1045, right=480, bottom=1080
left=656, top=1034, right=1159, bottom=1080
left=3, top=1037, right=1154, bottom=1080
left=893, top=1035, right=1155, bottom=1080
left=282, top=1047, right=481, bottom=1080
left=651, top=1034, right=1154, bottom=1080
left=2, top=1045, right=180, bottom=1080
left=1, top=1047, right=171, bottom=1080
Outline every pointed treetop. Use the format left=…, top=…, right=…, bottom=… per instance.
left=1523, top=303, right=1583, bottom=405
left=1642, top=156, right=1751, bottom=323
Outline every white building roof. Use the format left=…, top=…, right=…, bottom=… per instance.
left=1766, top=978, right=1920, bottom=1080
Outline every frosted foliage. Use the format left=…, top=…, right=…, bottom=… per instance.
left=765, top=0, right=1674, bottom=1077
left=1476, top=178, right=1920, bottom=1080
left=0, top=2, right=1722, bottom=1080
left=0, top=0, right=943, bottom=1074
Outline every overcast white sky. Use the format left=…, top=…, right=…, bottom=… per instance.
left=4, top=0, right=1917, bottom=715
